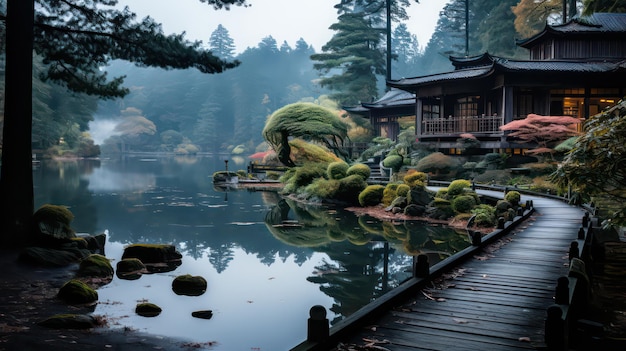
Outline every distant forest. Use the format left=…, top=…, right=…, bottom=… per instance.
left=7, top=0, right=572, bottom=157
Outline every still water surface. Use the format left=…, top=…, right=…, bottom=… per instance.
left=33, top=155, right=470, bottom=350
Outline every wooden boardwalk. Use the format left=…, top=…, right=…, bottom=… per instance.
left=331, top=193, right=586, bottom=351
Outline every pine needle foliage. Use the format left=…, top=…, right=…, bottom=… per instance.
left=262, top=103, right=349, bottom=167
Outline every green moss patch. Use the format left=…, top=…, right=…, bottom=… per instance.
left=57, top=279, right=98, bottom=304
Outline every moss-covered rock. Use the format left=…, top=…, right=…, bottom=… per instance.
left=191, top=310, right=213, bottom=319
left=38, top=314, right=99, bottom=329
left=57, top=279, right=98, bottom=304
left=18, top=246, right=90, bottom=267
left=407, top=185, right=434, bottom=206
left=32, top=204, right=76, bottom=244
left=122, top=244, right=182, bottom=264
left=135, top=303, right=162, bottom=317
left=77, top=254, right=113, bottom=278
left=172, top=274, right=207, bottom=296
left=116, top=258, right=148, bottom=280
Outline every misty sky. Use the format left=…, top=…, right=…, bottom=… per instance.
left=116, top=0, right=446, bottom=53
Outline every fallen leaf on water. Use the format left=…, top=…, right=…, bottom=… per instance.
left=436, top=298, right=447, bottom=302
left=519, top=337, right=531, bottom=342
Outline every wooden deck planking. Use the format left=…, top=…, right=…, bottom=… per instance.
left=334, top=195, right=585, bottom=350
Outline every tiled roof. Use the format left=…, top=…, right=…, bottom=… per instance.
left=552, top=13, right=626, bottom=33
left=494, top=58, right=623, bottom=72
left=388, top=66, right=492, bottom=87
left=388, top=59, right=626, bottom=89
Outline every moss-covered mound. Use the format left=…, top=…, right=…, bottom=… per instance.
left=135, top=303, right=162, bottom=317
left=32, top=204, right=76, bottom=242
left=57, top=279, right=98, bottom=304
left=116, top=258, right=148, bottom=280
left=122, top=244, right=182, bottom=264
left=77, top=254, right=113, bottom=278
left=38, top=314, right=99, bottom=329
left=172, top=274, right=207, bottom=296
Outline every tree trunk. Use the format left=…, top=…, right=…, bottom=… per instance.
left=0, top=0, right=35, bottom=245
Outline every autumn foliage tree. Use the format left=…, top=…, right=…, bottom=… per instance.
left=499, top=114, right=581, bottom=156
left=552, top=99, right=626, bottom=228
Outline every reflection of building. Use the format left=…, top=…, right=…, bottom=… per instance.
left=350, top=13, right=626, bottom=154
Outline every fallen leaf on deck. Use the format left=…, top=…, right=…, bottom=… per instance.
left=519, top=337, right=531, bottom=342
left=453, top=318, right=468, bottom=324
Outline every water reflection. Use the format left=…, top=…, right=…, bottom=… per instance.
left=33, top=156, right=470, bottom=350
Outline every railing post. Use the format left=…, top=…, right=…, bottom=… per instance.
left=545, top=305, right=566, bottom=351
left=554, top=276, right=570, bottom=305
left=413, top=254, right=429, bottom=278
left=307, top=305, right=329, bottom=343
left=471, top=231, right=481, bottom=246
left=568, top=241, right=579, bottom=260
left=497, top=217, right=505, bottom=229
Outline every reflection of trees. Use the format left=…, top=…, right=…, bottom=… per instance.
left=208, top=243, right=235, bottom=273
left=34, top=159, right=99, bottom=234
left=308, top=242, right=389, bottom=324
left=264, top=198, right=473, bottom=322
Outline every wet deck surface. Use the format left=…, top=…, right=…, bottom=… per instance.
left=334, top=194, right=585, bottom=351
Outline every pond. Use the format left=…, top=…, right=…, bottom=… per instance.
left=33, top=155, right=471, bottom=350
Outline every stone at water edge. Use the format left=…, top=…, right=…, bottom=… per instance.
left=38, top=314, right=99, bottom=329
left=77, top=254, right=114, bottom=278
left=135, top=303, right=162, bottom=317
left=57, top=279, right=98, bottom=305
left=172, top=274, right=207, bottom=296
left=192, top=310, right=213, bottom=319
left=116, top=258, right=148, bottom=280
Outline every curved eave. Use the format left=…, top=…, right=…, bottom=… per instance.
left=387, top=66, right=494, bottom=90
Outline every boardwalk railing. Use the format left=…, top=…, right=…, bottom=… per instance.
left=291, top=187, right=537, bottom=351
left=545, top=211, right=601, bottom=351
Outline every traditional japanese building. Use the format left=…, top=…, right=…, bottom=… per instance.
left=354, top=13, right=626, bottom=154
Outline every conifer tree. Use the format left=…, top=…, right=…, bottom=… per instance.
left=208, top=24, right=236, bottom=60
left=0, top=0, right=246, bottom=241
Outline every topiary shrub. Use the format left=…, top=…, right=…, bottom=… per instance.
left=504, top=190, right=521, bottom=206
left=327, top=161, right=349, bottom=180
left=471, top=204, right=496, bottom=227
left=403, top=171, right=428, bottom=188
left=452, top=195, right=476, bottom=213
left=396, top=184, right=410, bottom=197
left=335, top=174, right=367, bottom=205
left=447, top=179, right=472, bottom=197
left=304, top=178, right=340, bottom=200
left=382, top=154, right=403, bottom=172
left=358, top=185, right=385, bottom=207
left=415, top=152, right=459, bottom=176
left=347, top=163, right=371, bottom=180
left=382, top=183, right=399, bottom=206
left=295, top=163, right=327, bottom=187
